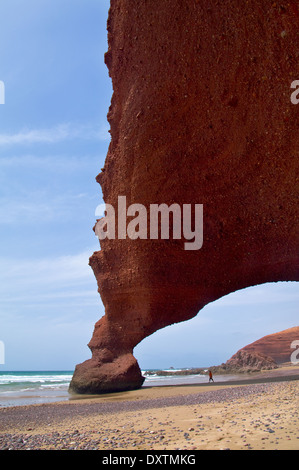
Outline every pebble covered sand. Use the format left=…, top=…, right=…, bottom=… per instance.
left=0, top=379, right=298, bottom=450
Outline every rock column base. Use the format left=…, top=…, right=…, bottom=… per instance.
left=69, top=353, right=145, bottom=395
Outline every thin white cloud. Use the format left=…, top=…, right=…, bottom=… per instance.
left=1, top=250, right=92, bottom=284
left=0, top=153, right=103, bottom=170
left=0, top=191, right=97, bottom=224
left=0, top=122, right=110, bottom=146
left=215, top=282, right=299, bottom=306
left=0, top=152, right=104, bottom=225
left=0, top=250, right=99, bottom=306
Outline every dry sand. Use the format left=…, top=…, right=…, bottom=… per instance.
left=0, top=366, right=298, bottom=450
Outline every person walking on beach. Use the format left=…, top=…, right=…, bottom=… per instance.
left=208, top=370, right=214, bottom=383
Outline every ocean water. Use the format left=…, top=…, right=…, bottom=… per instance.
left=0, top=371, right=73, bottom=408
left=0, top=369, right=213, bottom=408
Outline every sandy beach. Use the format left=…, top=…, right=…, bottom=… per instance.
left=0, top=366, right=298, bottom=451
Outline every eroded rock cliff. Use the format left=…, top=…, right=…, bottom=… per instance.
left=69, top=0, right=299, bottom=394
left=221, top=350, right=278, bottom=373
left=241, top=326, right=299, bottom=364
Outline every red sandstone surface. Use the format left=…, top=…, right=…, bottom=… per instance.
left=211, top=327, right=299, bottom=373
left=69, top=0, right=299, bottom=394
left=241, top=326, right=299, bottom=364
left=224, top=350, right=278, bottom=371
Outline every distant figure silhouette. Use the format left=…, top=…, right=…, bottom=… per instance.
left=208, top=370, right=214, bottom=383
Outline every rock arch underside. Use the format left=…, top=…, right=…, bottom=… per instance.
left=69, top=0, right=299, bottom=394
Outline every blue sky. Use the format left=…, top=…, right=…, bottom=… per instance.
left=0, top=1, right=298, bottom=371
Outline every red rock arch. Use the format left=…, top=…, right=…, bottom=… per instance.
left=69, top=0, right=299, bottom=394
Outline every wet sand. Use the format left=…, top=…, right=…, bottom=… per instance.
left=0, top=365, right=298, bottom=450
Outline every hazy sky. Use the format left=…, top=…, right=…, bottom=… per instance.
left=0, top=1, right=298, bottom=371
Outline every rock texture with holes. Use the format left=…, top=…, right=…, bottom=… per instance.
left=222, top=350, right=278, bottom=372
left=69, top=0, right=299, bottom=394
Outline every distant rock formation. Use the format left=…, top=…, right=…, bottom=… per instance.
left=241, top=326, right=299, bottom=364
left=144, top=368, right=204, bottom=377
left=222, top=350, right=278, bottom=373
left=69, top=0, right=299, bottom=394
left=211, top=327, right=299, bottom=374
